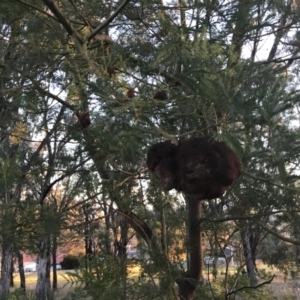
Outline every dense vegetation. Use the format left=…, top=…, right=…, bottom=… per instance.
left=1, top=0, right=300, bottom=299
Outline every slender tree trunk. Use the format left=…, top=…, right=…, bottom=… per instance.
left=177, top=195, right=203, bottom=300
left=119, top=219, right=129, bottom=300
left=36, top=240, right=50, bottom=300
left=296, top=233, right=300, bottom=266
left=10, top=258, right=14, bottom=288
left=0, top=245, right=13, bottom=298
left=52, top=237, right=57, bottom=290
left=17, top=252, right=25, bottom=291
left=160, top=209, right=168, bottom=257
left=46, top=250, right=52, bottom=300
left=293, top=214, right=300, bottom=267
left=241, top=224, right=257, bottom=285
left=103, top=205, right=112, bottom=255
left=118, top=219, right=129, bottom=257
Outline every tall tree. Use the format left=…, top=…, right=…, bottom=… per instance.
left=2, top=0, right=300, bottom=299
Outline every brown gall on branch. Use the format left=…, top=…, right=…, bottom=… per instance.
left=88, top=34, right=113, bottom=50
left=153, top=90, right=168, bottom=100
left=127, top=87, right=135, bottom=98
left=107, top=66, right=116, bottom=77
left=146, top=137, right=241, bottom=200
left=146, top=141, right=180, bottom=191
left=76, top=111, right=91, bottom=128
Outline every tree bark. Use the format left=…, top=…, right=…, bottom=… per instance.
left=241, top=223, right=257, bottom=285
left=52, top=237, right=57, bottom=290
left=177, top=195, right=203, bottom=300
left=17, top=252, right=25, bottom=291
left=36, top=240, right=51, bottom=300
left=10, top=258, right=14, bottom=288
left=46, top=251, right=52, bottom=300
left=161, top=209, right=168, bottom=257
left=0, top=245, right=13, bottom=298
left=296, top=233, right=300, bottom=266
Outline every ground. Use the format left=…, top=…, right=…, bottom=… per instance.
left=11, top=263, right=300, bottom=299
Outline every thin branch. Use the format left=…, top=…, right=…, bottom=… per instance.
left=33, top=82, right=76, bottom=111
left=255, top=220, right=300, bottom=246
left=12, top=107, right=66, bottom=202
left=199, top=215, right=252, bottom=224
left=262, top=55, right=300, bottom=64
left=267, top=0, right=293, bottom=61
left=197, top=209, right=300, bottom=225
left=242, top=170, right=300, bottom=193
left=68, top=0, right=91, bottom=28
left=144, top=117, right=178, bottom=143
left=63, top=191, right=103, bottom=212
left=88, top=0, right=131, bottom=41
left=114, top=168, right=148, bottom=188
left=41, top=0, right=83, bottom=43
left=14, top=0, right=59, bottom=21
left=198, top=211, right=300, bottom=245
left=226, top=275, right=275, bottom=297
left=66, top=213, right=116, bottom=230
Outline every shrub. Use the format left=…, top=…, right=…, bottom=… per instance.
left=60, top=255, right=80, bottom=270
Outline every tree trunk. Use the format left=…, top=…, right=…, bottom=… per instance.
left=296, top=233, right=300, bottom=266
left=241, top=223, right=257, bottom=285
left=46, top=251, right=52, bottom=300
left=17, top=252, right=25, bottom=291
left=0, top=245, right=13, bottom=298
left=161, top=209, right=168, bottom=257
left=293, top=215, right=300, bottom=266
left=118, top=219, right=129, bottom=258
left=36, top=240, right=51, bottom=300
left=52, top=237, right=57, bottom=290
left=10, top=258, right=14, bottom=288
left=103, top=205, right=113, bottom=255
left=177, top=195, right=203, bottom=300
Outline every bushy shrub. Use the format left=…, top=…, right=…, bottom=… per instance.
left=60, top=255, right=80, bottom=270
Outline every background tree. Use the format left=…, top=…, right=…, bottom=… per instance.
left=2, top=0, right=300, bottom=299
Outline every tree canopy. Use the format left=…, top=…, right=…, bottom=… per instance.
left=1, top=0, right=300, bottom=299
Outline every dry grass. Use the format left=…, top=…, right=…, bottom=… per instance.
left=11, top=262, right=300, bottom=299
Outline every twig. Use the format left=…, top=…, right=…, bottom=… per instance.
left=14, top=0, right=59, bottom=21
left=33, top=82, right=76, bottom=111
left=68, top=0, right=91, bottom=28
left=114, top=168, right=148, bottom=188
left=242, top=170, right=300, bottom=193
left=88, top=0, right=131, bottom=41
left=41, top=0, right=83, bottom=43
left=226, top=275, right=276, bottom=297
left=262, top=55, right=300, bottom=64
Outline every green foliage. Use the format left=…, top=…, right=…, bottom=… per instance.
left=260, top=235, right=296, bottom=273
left=0, top=158, right=19, bottom=193
left=6, top=289, right=35, bottom=300
left=63, top=256, right=129, bottom=300
left=2, top=0, right=300, bottom=299
left=191, top=275, right=279, bottom=300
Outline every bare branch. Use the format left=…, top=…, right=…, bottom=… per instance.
left=68, top=0, right=91, bottom=28
left=255, top=220, right=300, bottom=246
left=41, top=0, right=83, bottom=43
left=242, top=170, right=300, bottom=193
left=267, top=0, right=294, bottom=61
left=114, top=168, right=148, bottom=188
left=262, top=55, right=300, bottom=64
left=14, top=0, right=58, bottom=21
left=33, top=82, right=76, bottom=111
left=88, top=0, right=131, bottom=41
left=226, top=275, right=275, bottom=297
